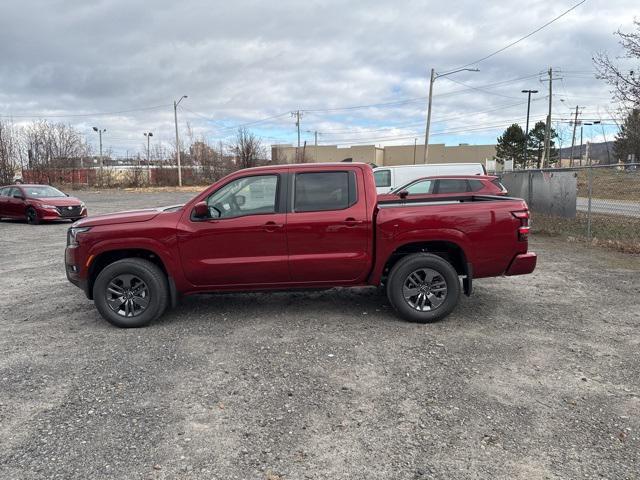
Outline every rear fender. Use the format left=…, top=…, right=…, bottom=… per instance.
left=369, top=228, right=473, bottom=285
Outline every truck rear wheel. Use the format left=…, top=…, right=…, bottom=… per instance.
left=93, top=258, right=169, bottom=328
left=386, top=253, right=460, bottom=323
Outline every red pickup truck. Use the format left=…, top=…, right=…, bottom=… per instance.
left=65, top=163, right=536, bottom=328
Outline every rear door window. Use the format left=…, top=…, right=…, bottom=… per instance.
left=436, top=179, right=470, bottom=194
left=294, top=171, right=356, bottom=212
left=468, top=180, right=484, bottom=192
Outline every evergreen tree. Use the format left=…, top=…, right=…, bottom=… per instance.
left=613, top=108, right=640, bottom=164
left=495, top=124, right=526, bottom=167
left=527, top=121, right=557, bottom=168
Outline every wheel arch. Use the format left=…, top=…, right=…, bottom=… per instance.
left=87, top=248, right=176, bottom=305
left=381, top=240, right=471, bottom=282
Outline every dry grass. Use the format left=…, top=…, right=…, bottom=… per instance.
left=576, top=168, right=640, bottom=201
left=532, top=211, right=640, bottom=254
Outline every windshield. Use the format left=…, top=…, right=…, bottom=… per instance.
left=23, top=186, right=66, bottom=198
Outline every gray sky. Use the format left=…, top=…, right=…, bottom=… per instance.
left=0, top=0, right=636, bottom=156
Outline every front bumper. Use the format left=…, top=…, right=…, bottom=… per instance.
left=505, top=252, right=537, bottom=276
left=65, top=246, right=91, bottom=298
left=39, top=207, right=87, bottom=221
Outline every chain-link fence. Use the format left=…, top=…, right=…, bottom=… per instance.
left=501, top=164, right=640, bottom=253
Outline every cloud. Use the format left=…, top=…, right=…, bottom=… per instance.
left=0, top=0, right=636, bottom=155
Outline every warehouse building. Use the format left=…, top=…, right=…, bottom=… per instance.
left=271, top=143, right=496, bottom=166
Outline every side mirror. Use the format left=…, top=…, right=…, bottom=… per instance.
left=13, top=194, right=24, bottom=200
left=192, top=201, right=209, bottom=218
left=235, top=194, right=246, bottom=207
left=397, top=190, right=409, bottom=199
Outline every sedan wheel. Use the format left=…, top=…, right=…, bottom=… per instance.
left=26, top=207, right=40, bottom=225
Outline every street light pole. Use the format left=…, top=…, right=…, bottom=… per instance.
left=92, top=127, right=106, bottom=166
left=144, top=132, right=153, bottom=164
left=423, top=67, right=479, bottom=163
left=174, top=95, right=188, bottom=187
left=521, top=90, right=538, bottom=168
left=593, top=121, right=610, bottom=164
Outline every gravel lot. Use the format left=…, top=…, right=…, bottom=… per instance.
left=1, top=190, right=639, bottom=479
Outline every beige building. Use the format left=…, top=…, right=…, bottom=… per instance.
left=271, top=143, right=496, bottom=167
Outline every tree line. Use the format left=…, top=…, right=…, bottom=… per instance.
left=0, top=118, right=271, bottom=185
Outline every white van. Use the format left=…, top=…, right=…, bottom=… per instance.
left=373, top=163, right=486, bottom=194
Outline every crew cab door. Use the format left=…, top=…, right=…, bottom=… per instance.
left=178, top=173, right=290, bottom=287
left=287, top=169, right=370, bottom=283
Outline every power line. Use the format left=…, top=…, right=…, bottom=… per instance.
left=442, top=0, right=588, bottom=73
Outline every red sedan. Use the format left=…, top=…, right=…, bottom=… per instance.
left=378, top=175, right=508, bottom=202
left=0, top=184, right=87, bottom=224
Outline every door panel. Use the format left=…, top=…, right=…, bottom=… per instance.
left=178, top=174, right=290, bottom=287
left=179, top=213, right=289, bottom=286
left=287, top=170, right=370, bottom=283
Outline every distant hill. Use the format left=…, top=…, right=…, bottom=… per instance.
left=557, top=141, right=616, bottom=164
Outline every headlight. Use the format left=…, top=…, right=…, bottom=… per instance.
left=41, top=204, right=58, bottom=209
left=67, top=227, right=91, bottom=246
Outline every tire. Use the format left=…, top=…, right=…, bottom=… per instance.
left=386, top=253, right=461, bottom=323
left=26, top=207, right=40, bottom=225
left=93, top=258, right=169, bottom=328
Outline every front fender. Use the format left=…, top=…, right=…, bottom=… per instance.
left=86, top=235, right=189, bottom=292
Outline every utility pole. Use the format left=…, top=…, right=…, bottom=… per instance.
left=305, top=129, right=319, bottom=162
left=92, top=127, right=106, bottom=167
left=423, top=67, right=479, bottom=163
left=314, top=130, right=318, bottom=163
left=413, top=138, right=417, bottom=165
left=521, top=90, right=538, bottom=168
left=542, top=67, right=552, bottom=167
left=291, top=111, right=303, bottom=161
left=174, top=95, right=188, bottom=186
left=569, top=105, right=581, bottom=167
left=423, top=68, right=435, bottom=164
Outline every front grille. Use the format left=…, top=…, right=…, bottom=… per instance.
left=57, top=205, right=82, bottom=217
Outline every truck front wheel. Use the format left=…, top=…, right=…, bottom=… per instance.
left=93, top=258, right=169, bottom=328
left=386, top=253, right=461, bottom=323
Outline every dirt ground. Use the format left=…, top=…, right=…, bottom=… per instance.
left=1, top=190, right=639, bottom=480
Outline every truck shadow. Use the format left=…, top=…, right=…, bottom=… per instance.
left=155, top=285, right=489, bottom=328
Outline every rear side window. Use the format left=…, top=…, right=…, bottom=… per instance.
left=468, top=180, right=484, bottom=192
left=0, top=187, right=9, bottom=196
left=406, top=179, right=434, bottom=195
left=373, top=169, right=391, bottom=188
left=436, top=179, right=469, bottom=194
left=492, top=178, right=506, bottom=190
left=294, top=171, right=356, bottom=212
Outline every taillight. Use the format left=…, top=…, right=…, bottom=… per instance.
left=512, top=210, right=530, bottom=241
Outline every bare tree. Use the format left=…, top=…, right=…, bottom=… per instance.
left=19, top=120, right=90, bottom=171
left=231, top=127, right=265, bottom=169
left=594, top=19, right=640, bottom=107
left=0, top=120, right=19, bottom=184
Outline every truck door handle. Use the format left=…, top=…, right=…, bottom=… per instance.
left=263, top=221, right=284, bottom=231
left=344, top=217, right=363, bottom=226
